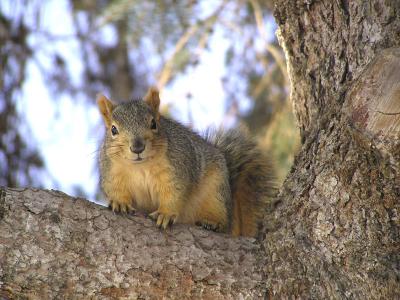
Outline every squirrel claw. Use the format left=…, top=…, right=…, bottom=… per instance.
left=149, top=210, right=159, bottom=221
left=108, top=201, right=135, bottom=214
left=196, top=221, right=221, bottom=232
left=149, top=211, right=177, bottom=229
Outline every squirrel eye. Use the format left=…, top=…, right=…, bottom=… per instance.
left=111, top=125, right=119, bottom=136
left=150, top=118, right=157, bottom=130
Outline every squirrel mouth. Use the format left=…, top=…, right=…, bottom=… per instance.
left=133, top=155, right=144, bottom=162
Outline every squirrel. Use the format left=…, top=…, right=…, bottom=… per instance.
left=97, top=88, right=275, bottom=237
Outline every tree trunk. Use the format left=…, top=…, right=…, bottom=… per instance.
left=263, top=0, right=400, bottom=298
left=1, top=1, right=399, bottom=299
left=0, top=188, right=264, bottom=299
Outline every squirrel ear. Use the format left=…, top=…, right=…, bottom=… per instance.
left=144, top=87, right=160, bottom=117
left=97, top=94, right=114, bottom=127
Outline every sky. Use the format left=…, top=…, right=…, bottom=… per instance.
left=1, top=0, right=278, bottom=202
left=16, top=0, right=241, bottom=201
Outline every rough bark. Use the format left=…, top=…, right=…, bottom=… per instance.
left=2, top=1, right=400, bottom=299
left=263, top=0, right=400, bottom=298
left=0, top=188, right=264, bottom=299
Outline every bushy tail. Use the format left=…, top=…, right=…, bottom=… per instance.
left=208, top=128, right=276, bottom=237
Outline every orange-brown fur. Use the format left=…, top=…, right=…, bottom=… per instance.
left=231, top=159, right=273, bottom=236
left=184, top=165, right=228, bottom=230
left=98, top=89, right=275, bottom=236
left=107, top=150, right=228, bottom=229
left=209, top=128, right=276, bottom=237
left=231, top=177, right=259, bottom=237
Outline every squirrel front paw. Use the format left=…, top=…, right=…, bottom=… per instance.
left=149, top=210, right=177, bottom=229
left=108, top=200, right=135, bottom=214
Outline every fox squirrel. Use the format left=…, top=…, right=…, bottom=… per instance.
left=97, top=88, right=275, bottom=237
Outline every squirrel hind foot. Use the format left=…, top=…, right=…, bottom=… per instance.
left=195, top=220, right=222, bottom=233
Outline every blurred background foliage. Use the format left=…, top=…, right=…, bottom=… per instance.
left=0, top=0, right=299, bottom=198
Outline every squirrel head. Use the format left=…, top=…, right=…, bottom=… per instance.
left=97, top=87, right=165, bottom=164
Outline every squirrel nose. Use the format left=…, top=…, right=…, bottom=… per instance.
left=130, top=138, right=145, bottom=154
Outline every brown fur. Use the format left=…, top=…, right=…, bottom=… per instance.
left=231, top=159, right=274, bottom=236
left=105, top=135, right=170, bottom=214
left=185, top=165, right=228, bottom=230
left=144, top=87, right=160, bottom=119
left=231, top=171, right=260, bottom=237
left=98, top=88, right=275, bottom=236
left=97, top=94, right=114, bottom=128
left=209, top=128, right=276, bottom=237
left=104, top=141, right=228, bottom=230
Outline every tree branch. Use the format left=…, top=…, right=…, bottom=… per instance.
left=156, top=1, right=227, bottom=91
left=249, top=0, right=288, bottom=86
left=0, top=188, right=264, bottom=299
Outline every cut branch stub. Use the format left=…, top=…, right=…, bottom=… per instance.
left=345, top=47, right=400, bottom=157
